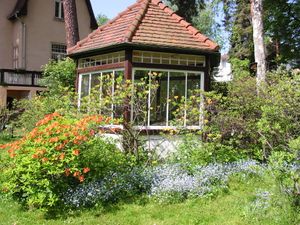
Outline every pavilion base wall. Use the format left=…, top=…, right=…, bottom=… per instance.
left=99, top=133, right=185, bottom=158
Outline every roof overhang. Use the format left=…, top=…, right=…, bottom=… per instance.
left=7, top=0, right=97, bottom=30
left=7, top=0, right=28, bottom=20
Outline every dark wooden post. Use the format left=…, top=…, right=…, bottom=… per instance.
left=31, top=72, right=35, bottom=86
left=204, top=55, right=211, bottom=92
left=0, top=70, right=4, bottom=84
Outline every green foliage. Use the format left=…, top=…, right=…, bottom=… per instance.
left=0, top=113, right=122, bottom=209
left=192, top=0, right=225, bottom=48
left=41, top=57, right=76, bottom=91
left=96, top=13, right=109, bottom=26
left=79, top=137, right=135, bottom=179
left=225, top=0, right=254, bottom=61
left=204, top=68, right=300, bottom=161
left=171, top=133, right=246, bottom=169
left=165, top=0, right=205, bottom=23
left=230, top=57, right=251, bottom=79
left=12, top=88, right=77, bottom=132
left=1, top=174, right=298, bottom=224
left=264, top=0, right=300, bottom=68
left=269, top=137, right=300, bottom=207
left=0, top=107, right=9, bottom=131
left=12, top=58, right=78, bottom=132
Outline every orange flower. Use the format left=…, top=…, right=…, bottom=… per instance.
left=73, top=171, right=80, bottom=177
left=79, top=175, right=85, bottom=183
left=49, top=137, right=59, bottom=143
left=73, top=140, right=81, bottom=145
left=32, top=154, right=39, bottom=159
left=65, top=168, right=70, bottom=176
left=59, top=153, right=65, bottom=160
left=72, top=149, right=80, bottom=156
left=9, top=153, right=16, bottom=158
left=83, top=167, right=90, bottom=174
left=37, top=149, right=46, bottom=154
left=55, top=144, right=64, bottom=151
left=42, top=157, right=48, bottom=162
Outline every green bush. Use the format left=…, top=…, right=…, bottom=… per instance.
left=171, top=133, right=248, bottom=169
left=269, top=137, right=300, bottom=207
left=12, top=58, right=78, bottom=132
left=205, top=68, right=300, bottom=161
left=0, top=113, right=127, bottom=209
left=41, top=57, right=76, bottom=91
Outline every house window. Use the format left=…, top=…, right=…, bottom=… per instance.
left=55, top=0, right=64, bottom=19
left=132, top=69, right=204, bottom=128
left=51, top=43, right=67, bottom=60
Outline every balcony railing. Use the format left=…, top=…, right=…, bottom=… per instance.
left=0, top=69, right=43, bottom=87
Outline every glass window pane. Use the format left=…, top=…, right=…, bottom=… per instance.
left=150, top=71, right=168, bottom=126
left=55, top=1, right=60, bottom=18
left=80, top=75, right=90, bottom=99
left=132, top=70, right=149, bottom=126
left=169, top=72, right=186, bottom=125
left=114, top=71, right=125, bottom=119
left=186, top=73, right=202, bottom=126
left=91, top=73, right=101, bottom=90
left=101, top=71, right=114, bottom=117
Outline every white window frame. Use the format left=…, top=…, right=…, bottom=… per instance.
left=132, top=68, right=205, bottom=130
left=51, top=43, right=67, bottom=60
left=78, top=69, right=124, bottom=119
left=55, top=0, right=64, bottom=20
left=78, top=68, right=205, bottom=129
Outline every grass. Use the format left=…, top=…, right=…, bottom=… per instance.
left=0, top=134, right=298, bottom=225
left=0, top=175, right=299, bottom=225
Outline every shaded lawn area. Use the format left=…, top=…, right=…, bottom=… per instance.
left=0, top=176, right=299, bottom=225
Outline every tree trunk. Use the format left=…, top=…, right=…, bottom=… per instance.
left=251, top=0, right=267, bottom=88
left=63, top=0, right=80, bottom=48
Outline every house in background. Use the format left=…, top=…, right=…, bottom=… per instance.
left=0, top=0, right=97, bottom=108
left=213, top=54, right=232, bottom=82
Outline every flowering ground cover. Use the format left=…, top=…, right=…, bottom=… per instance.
left=0, top=174, right=298, bottom=225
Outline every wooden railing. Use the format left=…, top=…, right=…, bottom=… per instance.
left=0, top=69, right=43, bottom=87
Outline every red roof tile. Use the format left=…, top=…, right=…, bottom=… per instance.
left=68, top=0, right=219, bottom=55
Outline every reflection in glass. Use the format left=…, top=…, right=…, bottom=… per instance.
left=150, top=71, right=168, bottom=126
left=81, top=75, right=90, bottom=99
left=169, top=72, right=186, bottom=124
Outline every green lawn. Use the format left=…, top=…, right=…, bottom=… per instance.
left=0, top=176, right=299, bottom=225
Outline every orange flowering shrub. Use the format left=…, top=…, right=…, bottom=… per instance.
left=0, top=113, right=120, bottom=209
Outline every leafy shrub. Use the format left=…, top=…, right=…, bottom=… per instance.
left=13, top=89, right=77, bottom=132
left=11, top=58, right=77, bottom=132
left=269, top=137, right=300, bottom=207
left=0, top=113, right=123, bottom=209
left=171, top=133, right=248, bottom=169
left=41, top=57, right=76, bottom=91
left=205, top=68, right=300, bottom=161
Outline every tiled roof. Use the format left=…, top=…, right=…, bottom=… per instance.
left=68, top=0, right=219, bottom=55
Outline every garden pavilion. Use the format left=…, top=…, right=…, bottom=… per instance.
left=68, top=0, right=220, bottom=131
